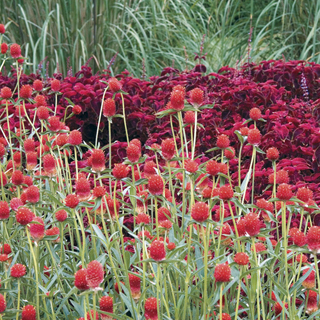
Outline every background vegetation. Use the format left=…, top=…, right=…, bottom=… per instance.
left=2, top=0, right=320, bottom=76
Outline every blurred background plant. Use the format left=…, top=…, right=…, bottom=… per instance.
left=1, top=0, right=320, bottom=76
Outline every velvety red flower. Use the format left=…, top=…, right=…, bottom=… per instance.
left=51, top=79, right=61, bottom=92
left=244, top=212, right=261, bottom=236
left=191, top=202, right=209, bottom=222
left=55, top=209, right=68, bottom=222
left=10, top=44, right=21, bottom=59
left=234, top=252, right=249, bottom=265
left=33, top=79, right=43, bottom=91
left=22, top=305, right=36, bottom=320
left=276, top=183, right=292, bottom=201
left=225, top=146, right=235, bottom=160
left=0, top=24, right=5, bottom=34
left=273, top=302, right=288, bottom=316
left=1, top=43, right=8, bottom=54
left=65, top=194, right=79, bottom=208
left=72, top=105, right=82, bottom=115
left=0, top=86, right=12, bottom=99
left=161, top=138, right=175, bottom=160
left=103, top=98, right=116, bottom=117
left=266, top=147, right=279, bottom=161
left=108, top=77, right=122, bottom=92
left=16, top=207, right=34, bottom=225
left=74, top=268, right=89, bottom=290
left=214, top=263, right=231, bottom=282
left=11, top=263, right=26, bottom=278
left=221, top=314, right=231, bottom=320
left=129, top=272, right=141, bottom=299
left=247, top=128, right=261, bottom=145
left=302, top=268, right=316, bottom=289
left=143, top=160, right=157, bottom=178
left=24, top=139, right=35, bottom=153
left=136, top=213, right=150, bottom=225
left=127, top=143, right=141, bottom=162
left=189, top=88, right=204, bottom=107
left=92, top=186, right=106, bottom=198
left=306, top=290, right=318, bottom=314
left=45, top=227, right=60, bottom=242
left=306, top=226, right=320, bottom=252
left=170, top=89, right=185, bottom=111
left=149, top=240, right=166, bottom=261
left=252, top=242, right=266, bottom=253
left=145, top=297, right=159, bottom=320
left=185, top=159, right=199, bottom=173
left=100, top=296, right=113, bottom=320
left=157, top=207, right=171, bottom=222
left=297, top=187, right=313, bottom=202
left=0, top=201, right=10, bottom=220
left=217, top=134, right=230, bottom=149
left=29, top=216, right=45, bottom=241
left=112, top=163, right=129, bottom=180
left=11, top=170, right=24, bottom=185
left=249, top=107, right=262, bottom=120
left=148, top=175, right=164, bottom=195
left=184, top=111, right=195, bottom=125
left=206, top=160, right=220, bottom=176
left=68, top=130, right=82, bottom=145
left=0, top=293, right=6, bottom=313
left=20, top=85, right=33, bottom=99
left=26, top=152, right=38, bottom=170
left=48, top=116, right=61, bottom=132
left=219, top=185, right=234, bottom=201
left=37, top=106, right=50, bottom=120
left=26, top=185, right=40, bottom=203
left=86, top=260, right=104, bottom=289
left=43, top=154, right=56, bottom=175
left=167, top=242, right=176, bottom=250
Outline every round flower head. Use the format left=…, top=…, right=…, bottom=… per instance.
left=191, top=202, right=209, bottom=222
left=26, top=185, right=40, bottom=203
left=24, top=138, right=35, bottom=153
left=86, top=260, right=104, bottom=289
left=170, top=89, right=185, bottom=111
left=20, top=85, right=33, bottom=99
left=149, top=240, right=166, bottom=261
left=1, top=86, right=12, bottom=99
left=43, top=154, right=56, bottom=175
left=103, top=98, right=116, bottom=117
left=185, top=159, right=199, bottom=173
left=108, top=77, right=122, bottom=92
left=10, top=197, right=23, bottom=211
left=68, top=130, right=82, bottom=145
left=16, top=207, right=34, bottom=225
left=1, top=43, right=8, bottom=54
left=37, top=106, right=50, bottom=120
left=45, top=227, right=60, bottom=242
left=72, top=105, right=82, bottom=115
left=11, top=263, right=26, bottom=278
left=219, top=185, right=234, bottom=201
left=302, top=268, right=316, bottom=289
left=276, top=183, right=292, bottom=201
left=89, top=148, right=106, bottom=172
left=22, top=305, right=36, bottom=320
left=221, top=314, right=231, bottom=320
left=145, top=297, right=159, bottom=320
left=206, top=160, right=220, bottom=176
left=307, top=226, right=320, bottom=252
left=148, top=175, right=164, bottom=196
left=48, top=116, right=61, bottom=132
left=247, top=128, right=261, bottom=145
left=252, top=243, right=266, bottom=253
left=65, top=194, right=79, bottom=208
left=144, top=160, right=157, bottom=178
left=75, top=177, right=91, bottom=201
left=129, top=272, right=141, bottom=299
left=0, top=293, right=6, bottom=313
left=157, top=207, right=171, bottom=222
left=12, top=170, right=24, bottom=185
left=216, top=134, right=230, bottom=149
left=306, top=290, right=318, bottom=314
left=234, top=252, right=249, bottom=265
left=100, top=296, right=113, bottom=320
left=10, top=44, right=21, bottom=59
left=92, top=186, right=106, bottom=198
left=136, top=213, right=150, bottom=225
left=51, top=79, right=60, bottom=92
left=33, top=79, right=43, bottom=91
left=189, top=88, right=204, bottom=107
left=0, top=24, right=5, bottom=34
left=112, top=163, right=129, bottom=180
left=74, top=268, right=89, bottom=290
left=55, top=209, right=68, bottom=222
left=26, top=152, right=38, bottom=170
left=184, top=111, right=195, bottom=125
left=214, top=263, right=231, bottom=282
left=297, top=187, right=313, bottom=203
left=0, top=201, right=10, bottom=220
left=29, top=216, right=45, bottom=242
left=266, top=147, right=279, bottom=161
left=249, top=107, right=262, bottom=120
left=167, top=242, right=176, bottom=250
left=127, top=142, right=141, bottom=163
left=161, top=138, right=175, bottom=160
left=225, top=146, right=235, bottom=160
left=244, top=212, right=261, bottom=236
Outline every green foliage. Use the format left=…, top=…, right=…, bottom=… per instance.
left=2, top=0, right=320, bottom=76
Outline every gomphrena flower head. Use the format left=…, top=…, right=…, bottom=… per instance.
left=0, top=24, right=5, bottom=34
left=225, top=146, right=235, bottom=160
left=92, top=186, right=106, bottom=198
left=33, top=79, right=43, bottom=91
left=100, top=296, right=113, bottom=320
left=51, top=79, right=60, bottom=92
left=75, top=177, right=91, bottom=201
left=68, top=130, right=82, bottom=145
left=103, top=98, right=116, bottom=117
left=184, top=111, right=195, bottom=125
left=206, top=160, right=220, bottom=176
left=12, top=170, right=24, bottom=185
left=86, top=310, right=99, bottom=320
left=143, top=160, right=157, bottom=178
left=144, top=297, right=159, bottom=320
left=189, top=88, right=204, bottom=107
left=45, top=227, right=60, bottom=242
left=16, top=207, right=34, bottom=225
left=234, top=252, right=249, bottom=265
left=306, top=226, right=320, bottom=252
left=48, top=116, right=61, bottom=132
left=10, top=44, right=21, bottom=59
left=22, top=305, right=36, bottom=320
left=1, top=43, right=8, bottom=54
left=247, top=128, right=261, bottom=145
left=221, top=314, right=231, bottom=320
left=157, top=207, right=171, bottom=222
left=127, top=142, right=141, bottom=163
left=24, top=138, right=35, bottom=153
left=74, top=268, right=89, bottom=290
left=26, top=152, right=38, bottom=170
left=29, top=216, right=45, bottom=241
left=55, top=209, right=68, bottom=222
left=243, top=212, right=261, bottom=237
left=86, top=260, right=104, bottom=289
left=11, top=263, right=26, bottom=278
left=161, top=138, right=175, bottom=160
left=0, top=201, right=10, bottom=220
left=72, top=105, right=82, bottom=115
left=266, top=147, right=279, bottom=161
left=219, top=185, right=234, bottom=201
left=149, top=240, right=166, bottom=261
left=148, top=175, right=164, bottom=196
left=302, top=268, right=316, bottom=288
left=185, top=159, right=199, bottom=173
left=37, top=106, right=50, bottom=120
left=108, top=77, right=122, bottom=92
left=26, top=186, right=40, bottom=204
left=170, top=89, right=185, bottom=111
left=214, top=263, right=231, bottom=282
left=20, top=85, right=33, bottom=99
left=216, top=134, right=230, bottom=149
left=43, top=154, right=56, bottom=176
left=276, top=183, right=293, bottom=201
left=129, top=272, right=141, bottom=299
left=112, top=163, right=129, bottom=180
left=191, top=202, right=209, bottom=222
left=297, top=187, right=313, bottom=203
left=136, top=213, right=150, bottom=225
left=10, top=198, right=23, bottom=211
left=0, top=86, right=12, bottom=99
left=0, top=293, right=6, bottom=313
left=249, top=107, right=262, bottom=120
left=65, top=194, right=79, bottom=209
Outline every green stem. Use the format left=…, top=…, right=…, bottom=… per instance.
left=120, top=92, right=129, bottom=145
left=95, top=86, right=108, bottom=148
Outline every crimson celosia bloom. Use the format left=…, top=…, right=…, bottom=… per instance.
left=191, top=202, right=209, bottom=222
left=11, top=263, right=26, bottom=278
left=100, top=296, right=113, bottom=320
left=149, top=240, right=166, bottom=261
left=29, top=216, right=45, bottom=241
left=86, top=260, right=104, bottom=289
left=16, top=207, right=34, bottom=225
left=103, top=98, right=116, bottom=117
left=22, top=305, right=36, bottom=320
left=214, top=263, right=231, bottom=282
left=145, top=297, right=159, bottom=320
left=0, top=201, right=10, bottom=220
left=10, top=44, right=21, bottom=58
left=74, top=268, right=89, bottom=290
left=148, top=175, right=164, bottom=196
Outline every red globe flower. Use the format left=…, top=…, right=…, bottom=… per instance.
left=11, top=263, right=26, bottom=278
left=214, top=263, right=231, bottom=282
